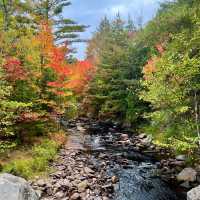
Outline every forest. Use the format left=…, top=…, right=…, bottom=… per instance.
left=86, top=0, right=200, bottom=154
left=0, top=0, right=200, bottom=200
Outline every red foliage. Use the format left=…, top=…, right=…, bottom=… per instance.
left=47, top=81, right=65, bottom=88
left=47, top=46, right=72, bottom=96
left=47, top=60, right=94, bottom=95
left=3, top=57, right=26, bottom=82
left=18, top=112, right=40, bottom=122
left=48, top=47, right=71, bottom=77
left=36, top=22, right=94, bottom=96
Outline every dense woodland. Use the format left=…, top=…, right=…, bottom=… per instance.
left=0, top=0, right=200, bottom=178
left=0, top=0, right=93, bottom=177
left=86, top=0, right=200, bottom=155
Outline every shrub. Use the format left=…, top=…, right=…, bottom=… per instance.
left=3, top=139, right=60, bottom=179
left=48, top=131, right=67, bottom=146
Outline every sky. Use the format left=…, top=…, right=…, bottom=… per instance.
left=64, top=0, right=164, bottom=59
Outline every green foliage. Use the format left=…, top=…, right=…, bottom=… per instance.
left=86, top=0, right=200, bottom=154
left=0, top=141, right=17, bottom=154
left=0, top=0, right=85, bottom=152
left=64, top=97, right=79, bottom=119
left=3, top=139, right=59, bottom=179
left=0, top=66, right=31, bottom=137
left=86, top=15, right=149, bottom=126
left=33, top=0, right=86, bottom=43
left=140, top=0, right=200, bottom=153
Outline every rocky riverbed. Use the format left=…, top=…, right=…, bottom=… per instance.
left=31, top=118, right=198, bottom=200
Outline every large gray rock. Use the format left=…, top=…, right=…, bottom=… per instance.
left=187, top=185, right=200, bottom=200
left=0, top=173, right=39, bottom=200
left=140, top=135, right=152, bottom=146
left=176, top=154, right=187, bottom=161
left=177, top=168, right=197, bottom=182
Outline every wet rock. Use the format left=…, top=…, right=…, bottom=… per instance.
left=0, top=173, right=39, bottom=200
left=177, top=168, right=197, bottom=182
left=170, top=160, right=185, bottom=167
left=140, top=135, right=152, bottom=146
left=77, top=126, right=86, bottom=133
left=84, top=167, right=94, bottom=174
left=138, top=133, right=147, bottom=139
left=102, top=183, right=113, bottom=189
left=98, top=153, right=106, bottom=159
left=196, top=175, right=200, bottom=184
left=187, top=185, right=200, bottom=200
left=111, top=176, right=119, bottom=184
left=35, top=190, right=42, bottom=198
left=55, top=191, right=64, bottom=198
left=70, top=192, right=80, bottom=200
left=180, top=181, right=191, bottom=189
left=36, top=179, right=46, bottom=187
left=121, top=134, right=129, bottom=141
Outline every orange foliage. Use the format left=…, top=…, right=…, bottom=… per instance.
left=36, top=21, right=94, bottom=96
left=156, top=44, right=165, bottom=54
left=49, top=131, right=67, bottom=146
left=48, top=47, right=71, bottom=77
left=18, top=112, right=40, bottom=122
left=36, top=21, right=54, bottom=58
left=66, top=60, right=94, bottom=93
left=143, top=43, right=165, bottom=80
left=143, top=57, right=158, bottom=79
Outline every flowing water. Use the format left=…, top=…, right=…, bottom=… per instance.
left=62, top=118, right=185, bottom=200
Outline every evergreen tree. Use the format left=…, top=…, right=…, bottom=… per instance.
left=126, top=14, right=136, bottom=32
left=32, top=0, right=87, bottom=43
left=85, top=15, right=148, bottom=126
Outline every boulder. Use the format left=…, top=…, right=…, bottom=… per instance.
left=176, top=155, right=187, bottom=161
left=70, top=192, right=80, bottom=200
left=138, top=133, right=147, bottom=139
left=140, top=135, right=152, bottom=146
left=177, top=168, right=197, bottom=182
left=187, top=185, right=200, bottom=200
left=180, top=181, right=191, bottom=189
left=0, top=173, right=39, bottom=200
left=76, top=125, right=86, bottom=132
left=120, top=134, right=129, bottom=141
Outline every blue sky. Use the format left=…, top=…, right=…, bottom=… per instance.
left=64, top=0, right=164, bottom=59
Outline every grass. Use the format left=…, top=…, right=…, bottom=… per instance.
left=1, top=131, right=67, bottom=179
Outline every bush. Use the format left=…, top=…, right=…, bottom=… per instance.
left=48, top=131, right=67, bottom=146
left=3, top=139, right=60, bottom=179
